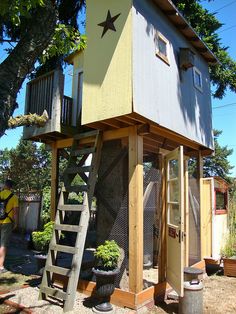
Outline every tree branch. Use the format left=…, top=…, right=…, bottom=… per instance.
left=0, top=0, right=57, bottom=137
left=8, top=110, right=49, bottom=129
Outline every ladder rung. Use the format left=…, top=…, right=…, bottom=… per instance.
left=50, top=244, right=78, bottom=254
left=58, top=204, right=86, bottom=212
left=40, top=286, right=68, bottom=300
left=65, top=166, right=92, bottom=174
left=74, top=130, right=99, bottom=140
left=65, top=185, right=88, bottom=193
left=45, top=265, right=72, bottom=277
left=54, top=224, right=82, bottom=232
left=71, top=147, right=96, bottom=156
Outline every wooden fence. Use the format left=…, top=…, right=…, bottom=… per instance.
left=18, top=191, right=42, bottom=232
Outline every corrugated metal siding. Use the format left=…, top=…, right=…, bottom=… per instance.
left=132, top=0, right=213, bottom=149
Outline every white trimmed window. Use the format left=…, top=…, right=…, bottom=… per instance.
left=193, top=67, right=203, bottom=92
left=155, top=31, right=170, bottom=65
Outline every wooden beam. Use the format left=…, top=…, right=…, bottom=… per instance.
left=158, top=155, right=167, bottom=282
left=150, top=124, right=200, bottom=151
left=184, top=158, right=189, bottom=266
left=198, top=151, right=204, bottom=260
left=51, top=69, right=64, bottom=132
left=51, top=142, right=59, bottom=220
left=137, top=124, right=150, bottom=136
left=53, top=276, right=154, bottom=310
left=129, top=126, right=143, bottom=293
left=56, top=127, right=131, bottom=149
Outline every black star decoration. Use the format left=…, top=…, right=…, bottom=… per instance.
left=98, top=10, right=121, bottom=38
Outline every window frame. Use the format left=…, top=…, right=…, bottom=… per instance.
left=155, top=31, right=170, bottom=65
left=214, top=188, right=228, bottom=215
left=193, top=67, right=203, bottom=92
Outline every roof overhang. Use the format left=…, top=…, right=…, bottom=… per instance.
left=153, top=0, right=219, bottom=65
left=64, top=49, right=84, bottom=65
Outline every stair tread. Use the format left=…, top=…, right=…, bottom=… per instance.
left=58, top=204, right=86, bottom=212
left=40, top=285, right=68, bottom=300
left=74, top=130, right=99, bottom=140
left=54, top=224, right=82, bottom=232
left=71, top=147, right=96, bottom=156
left=45, top=265, right=72, bottom=277
left=49, top=244, right=78, bottom=254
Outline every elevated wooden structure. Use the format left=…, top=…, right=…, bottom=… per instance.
left=22, top=0, right=218, bottom=311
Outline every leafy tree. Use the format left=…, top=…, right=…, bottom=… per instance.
left=0, top=0, right=85, bottom=137
left=173, top=0, right=236, bottom=99
left=0, top=148, right=11, bottom=182
left=0, top=137, right=51, bottom=192
left=189, top=130, right=234, bottom=181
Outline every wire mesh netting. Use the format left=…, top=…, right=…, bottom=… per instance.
left=189, top=176, right=201, bottom=265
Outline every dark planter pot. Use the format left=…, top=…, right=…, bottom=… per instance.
left=92, top=268, right=119, bottom=312
left=34, top=254, right=47, bottom=273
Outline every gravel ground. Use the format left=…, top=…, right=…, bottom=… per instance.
left=1, top=286, right=133, bottom=314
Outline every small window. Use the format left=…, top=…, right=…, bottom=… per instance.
left=193, top=67, right=203, bottom=92
left=155, top=32, right=170, bottom=65
left=215, top=188, right=228, bottom=214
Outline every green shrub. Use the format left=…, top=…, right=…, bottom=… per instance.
left=94, top=240, right=120, bottom=271
left=221, top=232, right=236, bottom=258
left=41, top=186, right=51, bottom=225
left=32, top=221, right=54, bottom=252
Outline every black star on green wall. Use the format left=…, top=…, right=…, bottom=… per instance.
left=98, top=10, right=121, bottom=38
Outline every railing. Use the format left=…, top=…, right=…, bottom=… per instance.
left=61, top=96, right=73, bottom=125
left=27, top=70, right=55, bottom=118
left=25, top=69, right=74, bottom=128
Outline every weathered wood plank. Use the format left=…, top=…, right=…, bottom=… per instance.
left=71, top=147, right=96, bottom=156
left=49, top=244, right=78, bottom=254
left=54, top=224, right=82, bottom=232
left=40, top=286, right=68, bottom=300
left=45, top=265, right=72, bottom=277
left=128, top=126, right=143, bottom=293
left=50, top=142, right=59, bottom=221
left=159, top=155, right=167, bottom=283
left=58, top=204, right=86, bottom=212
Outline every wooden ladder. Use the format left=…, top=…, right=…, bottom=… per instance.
left=39, top=130, right=103, bottom=312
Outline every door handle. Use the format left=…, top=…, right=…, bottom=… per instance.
left=178, top=231, right=186, bottom=243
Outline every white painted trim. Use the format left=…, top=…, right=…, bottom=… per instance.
left=193, top=66, right=203, bottom=92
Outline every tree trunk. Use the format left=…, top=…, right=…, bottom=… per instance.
left=0, top=0, right=57, bottom=137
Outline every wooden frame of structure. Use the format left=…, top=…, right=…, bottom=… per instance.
left=49, top=123, right=205, bottom=309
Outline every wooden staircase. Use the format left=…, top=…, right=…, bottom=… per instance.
left=39, top=130, right=103, bottom=312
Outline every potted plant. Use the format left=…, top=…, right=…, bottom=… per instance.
left=31, top=221, right=54, bottom=272
left=221, top=232, right=236, bottom=277
left=92, top=240, right=120, bottom=313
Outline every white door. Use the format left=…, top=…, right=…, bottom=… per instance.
left=166, top=146, right=184, bottom=296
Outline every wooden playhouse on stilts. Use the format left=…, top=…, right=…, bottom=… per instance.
left=23, top=0, right=218, bottom=311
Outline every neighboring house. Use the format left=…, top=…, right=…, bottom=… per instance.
left=201, top=176, right=229, bottom=259
left=23, top=0, right=218, bottom=310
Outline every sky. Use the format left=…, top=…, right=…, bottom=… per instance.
left=0, top=1, right=236, bottom=176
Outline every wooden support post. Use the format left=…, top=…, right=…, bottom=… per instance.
left=184, top=158, right=189, bottom=266
left=158, top=155, right=167, bottom=283
left=128, top=126, right=143, bottom=293
left=153, top=153, right=162, bottom=267
left=51, top=69, right=64, bottom=132
left=198, top=151, right=204, bottom=260
left=50, top=142, right=59, bottom=221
